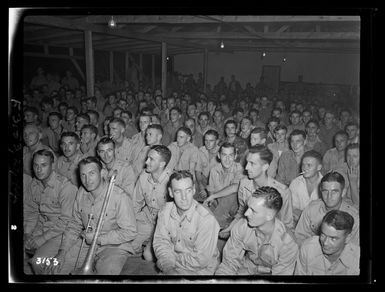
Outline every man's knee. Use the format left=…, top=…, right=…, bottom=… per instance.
left=95, top=257, right=127, bottom=275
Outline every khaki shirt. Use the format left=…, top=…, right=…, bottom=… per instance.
left=60, top=183, right=137, bottom=253
left=206, top=162, right=244, bottom=193
left=42, top=126, right=64, bottom=154
left=289, top=173, right=323, bottom=212
left=23, top=171, right=78, bottom=240
left=322, top=148, right=346, bottom=174
left=216, top=218, right=298, bottom=275
left=133, top=168, right=172, bottom=225
left=101, top=159, right=137, bottom=199
left=236, top=176, right=294, bottom=230
left=294, top=198, right=359, bottom=246
left=168, top=142, right=200, bottom=176
left=115, top=137, right=133, bottom=163
left=196, top=145, right=220, bottom=178
left=80, top=139, right=98, bottom=157
left=276, top=150, right=301, bottom=186
left=56, top=151, right=84, bottom=187
left=295, top=236, right=360, bottom=275
left=129, top=132, right=146, bottom=166
left=153, top=201, right=220, bottom=275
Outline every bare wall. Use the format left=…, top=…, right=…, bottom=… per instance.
left=174, top=51, right=360, bottom=88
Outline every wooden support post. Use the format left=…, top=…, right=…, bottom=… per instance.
left=161, top=42, right=167, bottom=98
left=152, top=54, right=155, bottom=90
left=84, top=30, right=94, bottom=97
left=125, top=52, right=129, bottom=81
left=139, top=53, right=143, bottom=82
left=109, top=51, right=114, bottom=84
left=203, top=48, right=208, bottom=94
left=70, top=58, right=85, bottom=81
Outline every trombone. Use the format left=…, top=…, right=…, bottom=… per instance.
left=73, top=170, right=117, bottom=275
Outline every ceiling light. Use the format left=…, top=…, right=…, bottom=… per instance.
left=108, top=16, right=116, bottom=28
left=220, top=40, right=224, bottom=49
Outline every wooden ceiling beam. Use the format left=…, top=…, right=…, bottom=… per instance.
left=84, top=15, right=360, bottom=24
left=146, top=31, right=360, bottom=40
left=24, top=15, right=206, bottom=49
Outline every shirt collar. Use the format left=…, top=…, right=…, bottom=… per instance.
left=148, top=167, right=172, bottom=184
left=170, top=200, right=198, bottom=222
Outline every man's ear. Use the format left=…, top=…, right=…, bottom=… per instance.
left=317, top=164, right=322, bottom=172
left=76, top=143, right=80, bottom=151
left=262, top=138, right=266, bottom=144
left=262, top=163, right=269, bottom=173
left=168, top=187, right=174, bottom=199
left=344, top=232, right=352, bottom=245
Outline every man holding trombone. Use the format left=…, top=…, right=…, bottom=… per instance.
left=39, top=156, right=137, bottom=275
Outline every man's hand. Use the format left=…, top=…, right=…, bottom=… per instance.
left=219, top=230, right=230, bottom=239
left=25, top=235, right=45, bottom=251
left=45, top=250, right=66, bottom=275
left=81, top=230, right=100, bottom=245
left=347, top=166, right=359, bottom=183
left=156, top=258, right=175, bottom=273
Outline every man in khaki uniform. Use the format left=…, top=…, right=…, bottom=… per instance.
left=56, top=131, right=84, bottom=187
left=25, top=149, right=78, bottom=273
left=153, top=170, right=220, bottom=275
left=295, top=210, right=359, bottom=275
left=167, top=127, right=200, bottom=179
left=220, top=145, right=294, bottom=239
left=294, top=171, right=359, bottom=247
left=216, top=186, right=298, bottom=275
left=43, top=157, right=137, bottom=275
left=131, top=145, right=172, bottom=261
left=108, top=117, right=133, bottom=163
left=97, top=137, right=136, bottom=199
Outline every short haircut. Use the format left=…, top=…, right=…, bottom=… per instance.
left=219, top=141, right=236, bottom=154
left=150, top=144, right=171, bottom=167
left=251, top=186, right=283, bottom=213
left=147, top=123, right=164, bottom=135
left=24, top=106, right=39, bottom=116
left=249, top=108, right=259, bottom=116
left=81, top=124, right=98, bottom=136
left=241, top=116, right=252, bottom=123
left=306, top=119, right=320, bottom=128
left=290, top=110, right=301, bottom=117
left=139, top=111, right=152, bottom=120
left=204, top=129, right=219, bottom=140
left=24, top=122, right=42, bottom=133
left=76, top=113, right=91, bottom=123
left=61, top=131, right=80, bottom=143
left=198, top=111, right=210, bottom=120
left=97, top=136, right=115, bottom=149
left=251, top=127, right=267, bottom=139
left=345, top=121, right=359, bottom=130
left=33, top=149, right=54, bottom=164
left=170, top=106, right=182, bottom=115
left=274, top=124, right=287, bottom=133
left=177, top=126, right=192, bottom=137
left=321, top=210, right=354, bottom=235
left=78, top=156, right=103, bottom=172
left=224, top=119, right=237, bottom=128
left=267, top=117, right=280, bottom=125
left=334, top=130, right=349, bottom=140
left=58, top=102, right=69, bottom=109
left=48, top=111, right=62, bottom=120
left=345, top=143, right=359, bottom=157
left=320, top=171, right=346, bottom=191
left=109, top=117, right=126, bottom=128
left=67, top=106, right=79, bottom=115
left=248, top=145, right=273, bottom=165
left=87, top=96, right=97, bottom=105
left=87, top=109, right=99, bottom=120
left=289, top=129, right=306, bottom=140
left=121, top=110, right=133, bottom=119
left=271, top=107, right=282, bottom=114
left=302, top=150, right=323, bottom=165
left=169, top=170, right=194, bottom=186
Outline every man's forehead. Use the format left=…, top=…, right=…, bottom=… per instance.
left=171, top=177, right=193, bottom=189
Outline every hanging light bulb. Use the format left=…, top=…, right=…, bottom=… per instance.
left=283, top=57, right=287, bottom=62
left=220, top=40, right=224, bottom=49
left=108, top=16, right=116, bottom=28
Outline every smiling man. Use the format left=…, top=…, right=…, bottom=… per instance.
left=97, top=137, right=136, bottom=199
left=216, top=186, right=298, bottom=275
left=153, top=170, right=220, bottom=275
left=25, top=149, right=77, bottom=274
left=56, top=132, right=84, bottom=187
left=44, top=156, right=137, bottom=275
left=295, top=210, right=359, bottom=275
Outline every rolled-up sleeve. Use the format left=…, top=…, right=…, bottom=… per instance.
left=294, top=244, right=309, bottom=275
left=294, top=208, right=313, bottom=245
left=272, top=234, right=298, bottom=275
left=235, top=181, right=248, bottom=219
